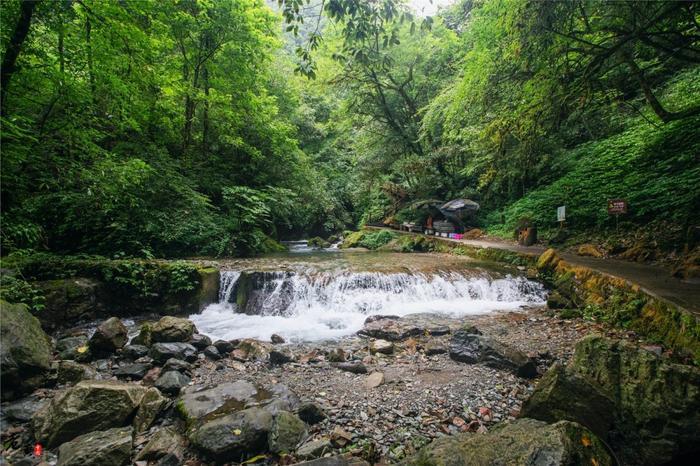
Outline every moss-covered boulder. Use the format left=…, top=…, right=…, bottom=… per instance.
left=33, top=380, right=148, bottom=447
left=0, top=299, right=52, bottom=400
left=521, top=335, right=700, bottom=465
left=89, top=317, right=128, bottom=357
left=405, top=418, right=612, bottom=466
left=150, top=316, right=197, bottom=343
left=36, top=278, right=105, bottom=330
left=308, top=236, right=331, bottom=249
left=189, top=407, right=273, bottom=462
left=268, top=411, right=307, bottom=454
left=57, top=426, right=133, bottom=466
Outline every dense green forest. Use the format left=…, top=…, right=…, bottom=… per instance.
left=1, top=0, right=699, bottom=258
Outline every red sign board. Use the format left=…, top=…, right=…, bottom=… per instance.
left=607, top=199, right=628, bottom=215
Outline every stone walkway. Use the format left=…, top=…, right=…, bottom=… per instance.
left=368, top=227, right=700, bottom=315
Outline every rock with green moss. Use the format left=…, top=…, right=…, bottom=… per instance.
left=189, top=407, right=273, bottom=462
left=36, top=278, right=105, bottom=330
left=133, top=387, right=168, bottom=433
left=0, top=299, right=52, bottom=400
left=405, top=418, right=612, bottom=466
left=89, top=317, right=128, bottom=357
left=308, top=236, right=331, bottom=249
left=268, top=411, right=307, bottom=454
left=340, top=231, right=367, bottom=249
left=33, top=380, right=148, bottom=447
left=521, top=335, right=700, bottom=465
left=57, top=426, right=133, bottom=466
left=151, top=316, right=197, bottom=343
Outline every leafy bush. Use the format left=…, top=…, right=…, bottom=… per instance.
left=358, top=230, right=397, bottom=250
left=0, top=275, right=45, bottom=313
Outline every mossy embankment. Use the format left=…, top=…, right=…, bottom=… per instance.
left=343, top=228, right=699, bottom=363
left=537, top=248, right=700, bottom=363
left=342, top=228, right=535, bottom=268
left=0, top=253, right=219, bottom=330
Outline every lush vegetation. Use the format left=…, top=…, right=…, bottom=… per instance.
left=2, top=0, right=698, bottom=260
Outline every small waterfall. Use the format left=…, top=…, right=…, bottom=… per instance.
left=218, top=271, right=241, bottom=303
left=193, top=269, right=546, bottom=342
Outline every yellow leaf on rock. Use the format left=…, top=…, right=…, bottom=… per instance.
left=233, top=429, right=242, bottom=435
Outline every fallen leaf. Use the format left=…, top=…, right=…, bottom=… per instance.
left=581, top=435, right=592, bottom=447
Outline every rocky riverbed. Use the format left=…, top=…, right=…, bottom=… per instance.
left=1, top=302, right=649, bottom=466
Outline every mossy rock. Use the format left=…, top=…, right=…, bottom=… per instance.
left=308, top=236, right=331, bottom=249
left=0, top=299, right=52, bottom=400
left=405, top=418, right=612, bottom=466
left=522, top=335, right=700, bottom=465
left=340, top=230, right=367, bottom=249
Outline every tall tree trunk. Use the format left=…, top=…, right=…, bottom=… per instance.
left=202, top=63, right=210, bottom=155
left=625, top=55, right=700, bottom=123
left=1, top=0, right=41, bottom=117
left=85, top=15, right=96, bottom=102
left=182, top=65, right=199, bottom=154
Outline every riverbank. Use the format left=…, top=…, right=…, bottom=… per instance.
left=1, top=243, right=698, bottom=465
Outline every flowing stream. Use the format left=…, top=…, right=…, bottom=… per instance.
left=190, top=248, right=546, bottom=342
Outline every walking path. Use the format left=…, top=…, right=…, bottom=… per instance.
left=368, top=227, right=700, bottom=315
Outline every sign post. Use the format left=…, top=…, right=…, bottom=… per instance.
left=607, top=199, right=628, bottom=232
left=557, top=206, right=566, bottom=230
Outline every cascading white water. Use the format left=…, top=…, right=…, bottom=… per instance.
left=218, top=271, right=241, bottom=303
left=190, top=269, right=547, bottom=342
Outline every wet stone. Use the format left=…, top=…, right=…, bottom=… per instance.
left=333, top=362, right=368, bottom=374
left=155, top=370, right=191, bottom=396
left=213, top=339, right=235, bottom=354
left=149, top=342, right=197, bottom=364
left=122, top=344, right=149, bottom=360
left=203, top=345, right=222, bottom=360
left=162, top=358, right=193, bottom=374
left=114, top=363, right=151, bottom=380
left=189, top=334, right=212, bottom=350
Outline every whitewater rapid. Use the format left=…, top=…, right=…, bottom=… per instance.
left=190, top=269, right=547, bottom=342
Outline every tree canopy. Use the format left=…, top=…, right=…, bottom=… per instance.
left=1, top=0, right=698, bottom=257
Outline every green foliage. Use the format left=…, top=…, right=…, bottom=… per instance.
left=358, top=230, right=397, bottom=250
left=0, top=275, right=45, bottom=313
left=486, top=113, right=700, bottom=238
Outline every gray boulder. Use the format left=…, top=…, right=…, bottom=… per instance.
left=149, top=342, right=197, bottom=363
left=57, top=426, right=133, bottom=466
left=0, top=300, right=52, bottom=399
left=449, top=329, right=537, bottom=378
left=162, top=358, right=193, bottom=374
left=133, top=387, right=168, bottom=433
left=189, top=333, right=212, bottom=350
left=3, top=395, right=47, bottom=422
left=57, top=360, right=96, bottom=385
left=151, top=316, right=197, bottom=343
left=33, top=380, right=147, bottom=447
left=114, top=362, right=151, bottom=380
left=121, top=344, right=149, bottom=360
left=135, top=426, right=185, bottom=462
left=177, top=380, right=259, bottom=422
left=405, top=418, right=612, bottom=466
left=203, top=345, right=222, bottom=360
left=189, top=407, right=273, bottom=462
left=155, top=370, right=191, bottom=396
left=89, top=317, right=128, bottom=356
